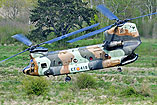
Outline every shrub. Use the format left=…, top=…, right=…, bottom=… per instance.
left=22, top=76, right=50, bottom=96
left=121, top=81, right=152, bottom=97
left=121, top=86, right=138, bottom=96
left=75, top=73, right=97, bottom=89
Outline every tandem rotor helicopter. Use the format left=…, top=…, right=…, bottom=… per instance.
left=0, top=5, right=157, bottom=81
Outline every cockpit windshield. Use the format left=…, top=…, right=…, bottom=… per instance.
left=31, top=62, right=35, bottom=73
left=23, top=59, right=38, bottom=76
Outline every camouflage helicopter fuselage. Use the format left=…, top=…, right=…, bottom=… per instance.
left=23, top=22, right=141, bottom=76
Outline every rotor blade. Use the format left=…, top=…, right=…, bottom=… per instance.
left=67, top=24, right=113, bottom=43
left=39, top=23, right=100, bottom=45
left=12, top=34, right=33, bottom=46
left=0, top=48, right=30, bottom=63
left=126, top=12, right=157, bottom=21
left=97, top=4, right=119, bottom=20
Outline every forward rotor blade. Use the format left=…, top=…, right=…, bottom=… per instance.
left=67, top=24, right=113, bottom=43
left=126, top=12, right=157, bottom=21
left=0, top=48, right=30, bottom=63
left=39, top=23, right=100, bottom=45
left=97, top=4, right=119, bottom=20
left=12, top=34, right=33, bottom=46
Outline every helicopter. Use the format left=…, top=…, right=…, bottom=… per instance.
left=0, top=5, right=156, bottom=81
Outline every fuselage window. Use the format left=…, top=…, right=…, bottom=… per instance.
left=41, top=63, right=47, bottom=68
left=105, top=54, right=109, bottom=59
left=71, top=58, right=73, bottom=62
left=53, top=60, right=55, bottom=66
left=58, top=61, right=62, bottom=65
left=89, top=57, right=93, bottom=61
left=31, top=63, right=35, bottom=72
left=73, top=59, right=78, bottom=63
left=100, top=53, right=102, bottom=58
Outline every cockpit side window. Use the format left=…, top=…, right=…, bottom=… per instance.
left=41, top=63, right=47, bottom=68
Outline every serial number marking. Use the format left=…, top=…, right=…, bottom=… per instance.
left=71, top=66, right=88, bottom=71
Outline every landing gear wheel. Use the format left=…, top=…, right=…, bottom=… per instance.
left=65, top=75, right=71, bottom=82
left=117, top=67, right=122, bottom=72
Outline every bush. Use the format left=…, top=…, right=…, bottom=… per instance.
left=22, top=76, right=50, bottom=96
left=121, top=81, right=152, bottom=97
left=75, top=73, right=97, bottom=89
left=121, top=86, right=138, bottom=96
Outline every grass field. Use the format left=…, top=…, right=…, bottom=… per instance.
left=0, top=38, right=157, bottom=104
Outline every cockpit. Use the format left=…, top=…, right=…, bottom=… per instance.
left=23, top=59, right=39, bottom=76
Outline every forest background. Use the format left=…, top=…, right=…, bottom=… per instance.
left=0, top=0, right=156, bottom=45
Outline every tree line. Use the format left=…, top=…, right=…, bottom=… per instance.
left=0, top=0, right=156, bottom=44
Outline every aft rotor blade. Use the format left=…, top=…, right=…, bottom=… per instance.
left=67, top=24, right=113, bottom=43
left=40, top=23, right=100, bottom=45
left=97, top=4, right=119, bottom=20
left=12, top=34, right=33, bottom=46
left=126, top=12, right=157, bottom=21
left=0, top=48, right=30, bottom=63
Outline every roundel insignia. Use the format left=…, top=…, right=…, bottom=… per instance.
left=76, top=67, right=80, bottom=71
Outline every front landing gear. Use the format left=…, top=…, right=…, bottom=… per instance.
left=65, top=75, right=71, bottom=82
left=117, top=67, right=122, bottom=72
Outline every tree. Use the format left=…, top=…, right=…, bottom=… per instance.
left=0, top=0, right=27, bottom=20
left=29, top=0, right=97, bottom=40
left=86, top=0, right=157, bottom=38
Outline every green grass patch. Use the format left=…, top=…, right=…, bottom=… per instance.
left=0, top=38, right=157, bottom=104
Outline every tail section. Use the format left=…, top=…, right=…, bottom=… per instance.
left=104, top=22, right=141, bottom=55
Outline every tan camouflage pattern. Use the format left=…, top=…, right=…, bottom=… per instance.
left=107, top=23, right=139, bottom=37
left=24, top=22, right=141, bottom=76
left=26, top=44, right=124, bottom=76
left=87, top=45, right=107, bottom=59
left=102, top=59, right=120, bottom=68
left=58, top=51, right=74, bottom=74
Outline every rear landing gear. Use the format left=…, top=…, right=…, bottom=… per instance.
left=117, top=67, right=122, bottom=72
left=65, top=75, right=71, bottom=82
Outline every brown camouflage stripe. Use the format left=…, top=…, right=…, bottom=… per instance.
left=58, top=51, right=74, bottom=74
left=86, top=45, right=106, bottom=59
left=107, top=27, right=139, bottom=37
left=102, top=59, right=120, bottom=68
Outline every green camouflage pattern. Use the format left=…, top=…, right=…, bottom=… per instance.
left=23, top=22, right=141, bottom=76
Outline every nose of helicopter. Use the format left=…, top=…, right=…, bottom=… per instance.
left=22, top=59, right=39, bottom=76
left=23, top=64, right=31, bottom=75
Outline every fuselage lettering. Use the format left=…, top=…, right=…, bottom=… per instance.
left=71, top=65, right=88, bottom=71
